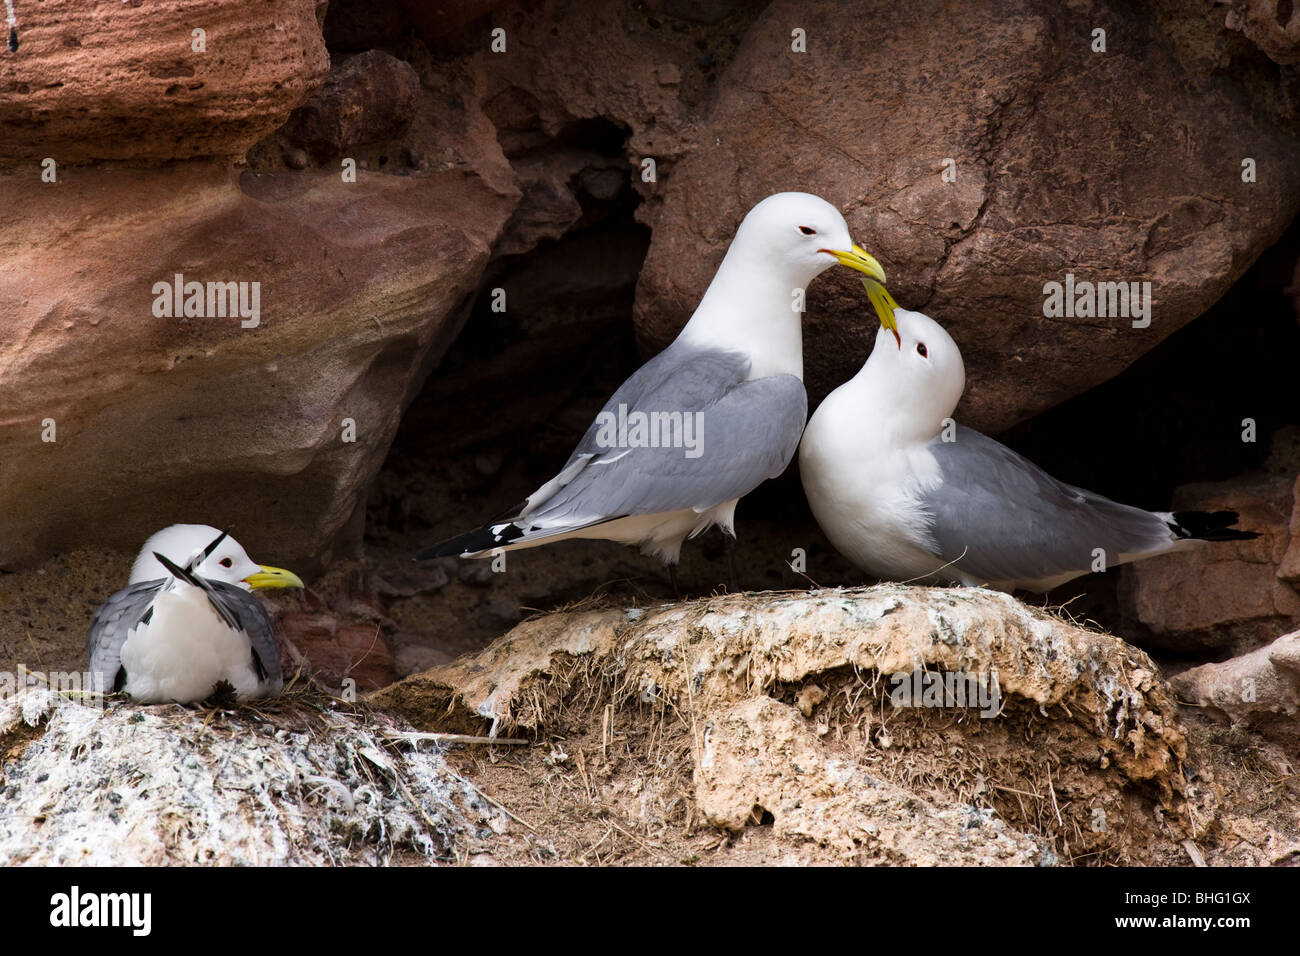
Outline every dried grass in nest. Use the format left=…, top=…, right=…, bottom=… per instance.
left=379, top=584, right=1208, bottom=865
left=0, top=677, right=503, bottom=866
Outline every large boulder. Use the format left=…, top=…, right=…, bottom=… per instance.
left=1170, top=629, right=1300, bottom=746
left=632, top=0, right=1300, bottom=430
left=0, top=1, right=525, bottom=570
left=1120, top=436, right=1300, bottom=655
left=0, top=162, right=517, bottom=570
left=0, top=0, right=330, bottom=163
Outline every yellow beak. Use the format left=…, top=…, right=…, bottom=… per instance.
left=822, top=244, right=900, bottom=343
left=861, top=277, right=901, bottom=347
left=822, top=243, right=887, bottom=283
left=243, top=565, right=304, bottom=590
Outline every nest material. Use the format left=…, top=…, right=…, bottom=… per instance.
left=374, top=584, right=1200, bottom=864
left=0, top=683, right=500, bottom=865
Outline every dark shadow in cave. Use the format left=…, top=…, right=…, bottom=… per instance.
left=372, top=117, right=651, bottom=556
left=1001, top=216, right=1300, bottom=510
left=1013, top=216, right=1300, bottom=655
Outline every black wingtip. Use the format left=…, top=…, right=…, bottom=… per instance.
left=153, top=551, right=241, bottom=631
left=1169, top=510, right=1260, bottom=542
left=189, top=529, right=229, bottom=572
left=154, top=551, right=199, bottom=585
left=416, top=523, right=524, bottom=560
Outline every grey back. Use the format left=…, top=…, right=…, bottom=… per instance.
left=923, top=425, right=1170, bottom=584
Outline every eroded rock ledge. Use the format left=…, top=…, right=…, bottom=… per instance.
left=0, top=687, right=499, bottom=865
left=5, top=585, right=1296, bottom=865
left=374, top=585, right=1205, bottom=865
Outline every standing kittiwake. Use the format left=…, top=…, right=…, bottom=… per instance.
left=87, top=524, right=304, bottom=703
left=800, top=303, right=1257, bottom=591
left=419, top=192, right=897, bottom=569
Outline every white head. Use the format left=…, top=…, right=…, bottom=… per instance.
left=860, top=308, right=966, bottom=442
left=128, top=524, right=303, bottom=591
left=680, top=193, right=896, bottom=378
left=726, top=192, right=888, bottom=289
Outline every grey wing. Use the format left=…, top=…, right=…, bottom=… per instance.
left=922, top=426, right=1173, bottom=585
left=212, top=582, right=284, bottom=691
left=567, top=344, right=756, bottom=458
left=87, top=581, right=161, bottom=692
left=519, top=343, right=807, bottom=530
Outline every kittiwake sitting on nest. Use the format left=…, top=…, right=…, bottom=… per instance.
left=800, top=303, right=1257, bottom=591
left=419, top=192, right=897, bottom=573
left=87, top=525, right=304, bottom=703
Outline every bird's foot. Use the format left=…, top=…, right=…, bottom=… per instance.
left=203, top=679, right=239, bottom=709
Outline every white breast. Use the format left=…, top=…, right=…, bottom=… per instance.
left=800, top=388, right=947, bottom=583
left=120, top=582, right=263, bottom=704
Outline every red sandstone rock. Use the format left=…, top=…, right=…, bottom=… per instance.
left=278, top=611, right=398, bottom=691
left=1120, top=472, right=1300, bottom=655
left=1169, top=629, right=1300, bottom=745
left=281, top=50, right=421, bottom=161
left=0, top=162, right=518, bottom=570
left=0, top=0, right=330, bottom=163
left=632, top=0, right=1300, bottom=430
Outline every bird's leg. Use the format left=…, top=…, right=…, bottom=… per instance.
left=723, top=530, right=739, bottom=593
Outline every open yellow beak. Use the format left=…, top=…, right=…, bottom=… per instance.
left=243, top=565, right=304, bottom=590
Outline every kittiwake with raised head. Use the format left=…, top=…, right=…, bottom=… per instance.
left=87, top=524, right=304, bottom=703
left=800, top=303, right=1257, bottom=591
left=419, top=192, right=897, bottom=570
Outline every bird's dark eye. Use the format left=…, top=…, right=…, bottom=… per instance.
left=798, top=226, right=816, bottom=236
left=219, top=558, right=233, bottom=568
left=916, top=343, right=928, bottom=358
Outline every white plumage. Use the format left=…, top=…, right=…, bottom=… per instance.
left=421, top=192, right=894, bottom=566
left=801, top=306, right=1256, bottom=591
left=118, top=581, right=267, bottom=703
left=88, top=525, right=303, bottom=704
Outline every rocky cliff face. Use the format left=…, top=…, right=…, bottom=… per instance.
left=632, top=0, right=1300, bottom=430
left=0, top=0, right=519, bottom=569
left=0, top=0, right=331, bottom=164
left=2, top=0, right=1297, bottom=575
left=2, top=0, right=1300, bottom=868
left=1, top=1, right=1299, bottom=798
